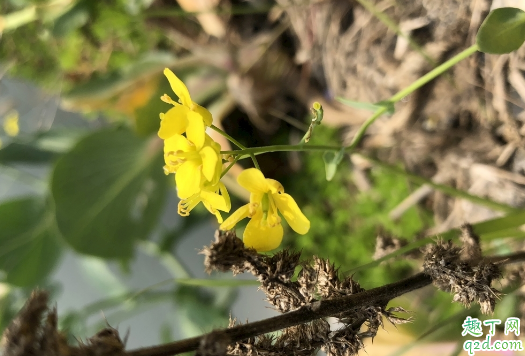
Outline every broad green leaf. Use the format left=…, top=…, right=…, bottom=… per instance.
left=323, top=148, right=345, bottom=181
left=0, top=197, right=62, bottom=286
left=51, top=128, right=168, bottom=258
left=477, top=7, right=525, bottom=54
left=175, top=278, right=259, bottom=287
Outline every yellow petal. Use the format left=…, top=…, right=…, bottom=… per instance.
left=265, top=179, right=284, bottom=194
left=193, top=103, right=213, bottom=126
left=200, top=146, right=219, bottom=182
left=272, top=193, right=310, bottom=234
left=243, top=211, right=283, bottom=252
left=158, top=106, right=189, bottom=139
left=164, top=134, right=192, bottom=154
left=210, top=209, right=224, bottom=224
left=220, top=204, right=250, bottom=230
left=238, top=168, right=268, bottom=193
left=219, top=182, right=231, bottom=212
left=164, top=68, right=192, bottom=108
left=175, top=160, right=202, bottom=199
left=200, top=189, right=229, bottom=212
left=186, top=111, right=205, bottom=149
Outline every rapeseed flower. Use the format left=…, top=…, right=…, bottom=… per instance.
left=220, top=168, right=310, bottom=251
left=158, top=68, right=212, bottom=146
left=178, top=182, right=231, bottom=223
left=3, top=110, right=19, bottom=137
left=164, top=132, right=221, bottom=199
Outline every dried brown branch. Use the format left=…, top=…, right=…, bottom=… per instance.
left=4, top=231, right=525, bottom=356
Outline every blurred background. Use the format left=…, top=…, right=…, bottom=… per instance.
left=1, top=0, right=525, bottom=355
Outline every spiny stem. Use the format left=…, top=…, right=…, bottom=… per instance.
left=125, top=273, right=433, bottom=356
left=122, top=253, right=521, bottom=356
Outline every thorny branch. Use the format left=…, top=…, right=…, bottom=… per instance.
left=127, top=273, right=430, bottom=356
left=2, top=227, right=523, bottom=356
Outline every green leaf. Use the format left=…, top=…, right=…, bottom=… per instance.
left=375, top=100, right=395, bottom=114
left=336, top=97, right=395, bottom=114
left=323, top=148, right=345, bottom=181
left=336, top=97, right=382, bottom=111
left=175, top=278, right=259, bottom=287
left=0, top=143, right=55, bottom=164
left=51, top=128, right=168, bottom=258
left=52, top=1, right=91, bottom=37
left=0, top=197, right=62, bottom=286
left=477, top=7, right=525, bottom=54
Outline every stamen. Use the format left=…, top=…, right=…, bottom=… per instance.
left=177, top=194, right=201, bottom=217
left=161, top=94, right=177, bottom=105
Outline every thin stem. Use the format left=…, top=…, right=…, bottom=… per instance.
left=346, top=43, right=479, bottom=151
left=220, top=44, right=479, bottom=157
left=250, top=153, right=261, bottom=170
left=125, top=273, right=433, bottom=356
left=220, top=144, right=515, bottom=214
left=221, top=155, right=241, bottom=178
left=210, top=125, right=260, bottom=169
left=210, top=125, right=247, bottom=150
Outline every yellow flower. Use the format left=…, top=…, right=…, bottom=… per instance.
left=220, top=168, right=310, bottom=251
left=158, top=68, right=212, bottom=144
left=178, top=182, right=231, bottom=223
left=3, top=110, right=19, bottom=137
left=164, top=132, right=221, bottom=199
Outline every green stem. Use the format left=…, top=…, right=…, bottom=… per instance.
left=221, top=144, right=515, bottom=213
left=390, top=44, right=479, bottom=103
left=250, top=153, right=261, bottom=170
left=346, top=43, right=479, bottom=151
left=221, top=155, right=241, bottom=178
left=210, top=125, right=246, bottom=149
left=210, top=124, right=260, bottom=169
left=223, top=45, right=479, bottom=158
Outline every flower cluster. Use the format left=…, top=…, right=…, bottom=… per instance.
left=158, top=68, right=309, bottom=251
